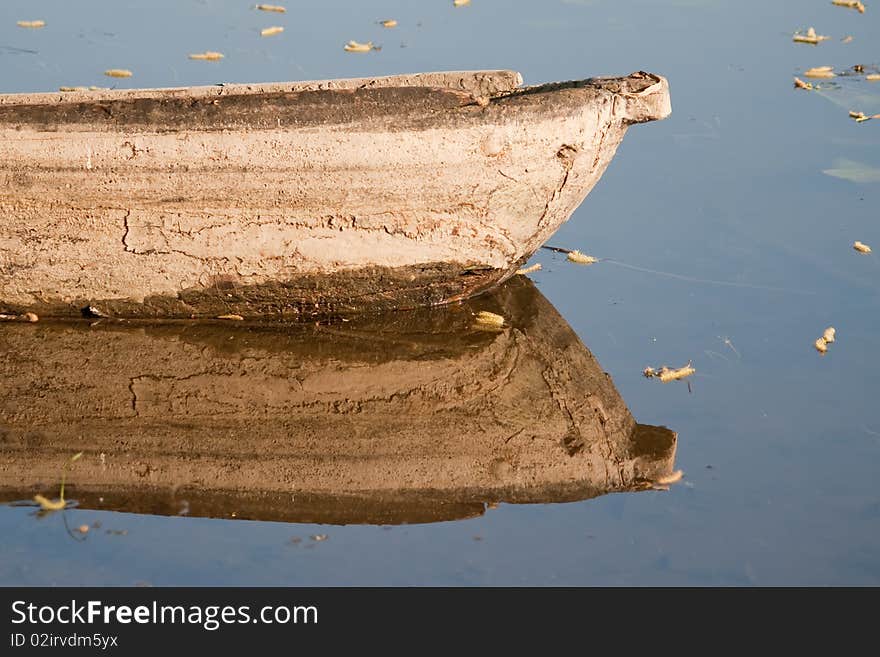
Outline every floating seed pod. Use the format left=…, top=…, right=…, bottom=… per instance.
left=344, top=40, right=374, bottom=52
left=567, top=250, right=598, bottom=265
left=189, top=51, right=224, bottom=61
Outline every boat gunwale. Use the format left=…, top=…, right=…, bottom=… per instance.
left=0, top=69, right=525, bottom=105
left=0, top=70, right=669, bottom=129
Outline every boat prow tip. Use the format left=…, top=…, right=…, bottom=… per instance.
left=619, top=71, right=672, bottom=124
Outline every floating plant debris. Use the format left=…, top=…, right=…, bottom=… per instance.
left=516, top=263, right=542, bottom=275
left=842, top=35, right=854, bottom=43
left=814, top=327, right=837, bottom=354
left=867, top=74, right=880, bottom=81
left=380, top=19, right=398, bottom=28
left=256, top=4, right=286, bottom=12
left=793, top=27, right=830, bottom=45
left=643, top=362, right=696, bottom=383
left=344, top=40, right=376, bottom=52
left=310, top=534, right=328, bottom=542
left=260, top=26, right=284, bottom=37
left=216, top=313, right=244, bottom=320
left=189, top=51, right=224, bottom=61
left=567, top=250, right=598, bottom=265
left=454, top=0, right=472, bottom=6
left=794, top=77, right=813, bottom=90
left=104, top=69, right=133, bottom=78
left=17, top=20, right=45, bottom=28
left=848, top=110, right=880, bottom=122
left=804, top=66, right=835, bottom=78
left=853, top=240, right=872, bottom=253
left=33, top=452, right=83, bottom=512
left=59, top=86, right=89, bottom=92
left=33, top=494, right=66, bottom=511
left=831, top=0, right=865, bottom=12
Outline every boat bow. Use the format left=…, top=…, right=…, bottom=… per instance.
left=0, top=70, right=671, bottom=318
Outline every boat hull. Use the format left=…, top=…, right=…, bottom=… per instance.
left=0, top=70, right=670, bottom=318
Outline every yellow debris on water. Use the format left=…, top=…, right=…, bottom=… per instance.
left=804, top=66, right=835, bottom=78
left=59, top=86, right=89, bottom=92
left=32, top=451, right=83, bottom=512
left=474, top=310, right=505, bottom=328
left=849, top=110, right=880, bottom=122
left=793, top=27, right=830, bottom=45
left=841, top=35, right=854, bottom=43
left=216, top=314, right=244, bottom=320
left=189, top=51, right=224, bottom=61
left=380, top=19, right=398, bottom=28
left=17, top=20, right=46, bottom=28
left=256, top=4, right=286, bottom=12
left=33, top=494, right=66, bottom=511
left=644, top=362, right=696, bottom=383
left=867, top=73, right=880, bottom=81
left=814, top=329, right=837, bottom=354
left=853, top=240, right=872, bottom=253
left=77, top=524, right=90, bottom=534
left=794, top=77, right=813, bottom=90
left=516, top=263, right=542, bottom=275
left=344, top=40, right=375, bottom=52
left=566, top=250, right=598, bottom=265
left=23, top=312, right=38, bottom=323
left=454, top=0, right=472, bottom=6
left=104, top=69, right=133, bottom=78
left=831, top=0, right=866, bottom=12
left=260, top=26, right=284, bottom=37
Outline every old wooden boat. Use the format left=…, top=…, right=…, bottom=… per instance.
left=0, top=277, right=677, bottom=524
left=0, top=70, right=670, bottom=319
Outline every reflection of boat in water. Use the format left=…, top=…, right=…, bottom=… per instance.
left=0, top=277, right=676, bottom=524
left=0, top=70, right=670, bottom=318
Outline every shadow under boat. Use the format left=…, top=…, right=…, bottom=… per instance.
left=0, top=277, right=677, bottom=525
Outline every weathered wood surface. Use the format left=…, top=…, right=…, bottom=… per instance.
left=0, top=69, right=670, bottom=318
left=0, top=277, right=676, bottom=524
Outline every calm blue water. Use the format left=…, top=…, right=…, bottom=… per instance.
left=1, top=0, right=878, bottom=585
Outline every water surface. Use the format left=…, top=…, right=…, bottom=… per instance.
left=1, top=0, right=878, bottom=585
